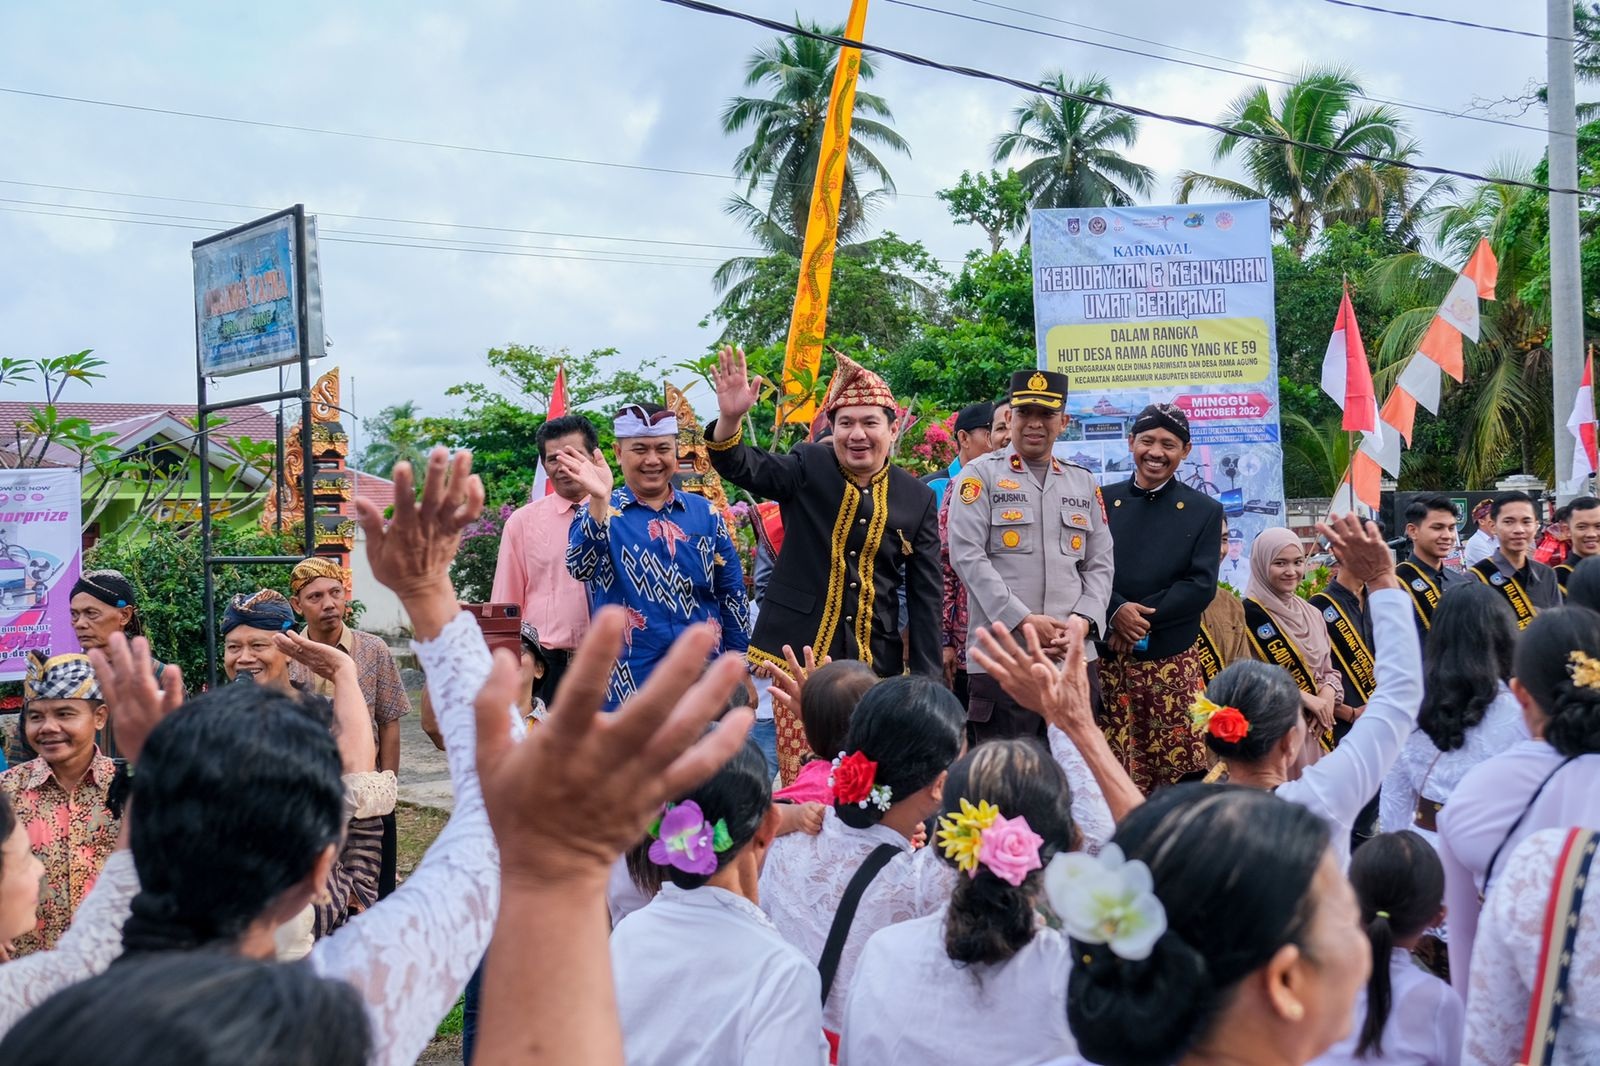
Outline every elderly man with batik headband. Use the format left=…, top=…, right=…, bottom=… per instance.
left=287, top=555, right=410, bottom=899
left=706, top=346, right=941, bottom=782
left=1095, top=402, right=1223, bottom=791
left=559, top=402, right=750, bottom=711
left=67, top=569, right=176, bottom=760
left=0, top=651, right=117, bottom=956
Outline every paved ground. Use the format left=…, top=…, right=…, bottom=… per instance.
left=397, top=692, right=455, bottom=811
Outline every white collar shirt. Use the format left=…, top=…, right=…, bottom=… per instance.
left=612, top=883, right=829, bottom=1066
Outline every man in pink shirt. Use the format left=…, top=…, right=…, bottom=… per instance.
left=491, top=415, right=597, bottom=703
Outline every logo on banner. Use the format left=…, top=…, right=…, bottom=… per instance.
left=1087, top=217, right=1107, bottom=235
left=1184, top=212, right=1205, bottom=228
left=1216, top=211, right=1234, bottom=230
left=1066, top=218, right=1081, bottom=235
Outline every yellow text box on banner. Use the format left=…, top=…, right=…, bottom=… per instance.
left=1043, top=316, right=1270, bottom=390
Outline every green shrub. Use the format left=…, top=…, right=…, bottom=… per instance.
left=85, top=526, right=325, bottom=686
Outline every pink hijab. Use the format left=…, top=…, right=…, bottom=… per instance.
left=1243, top=527, right=1341, bottom=695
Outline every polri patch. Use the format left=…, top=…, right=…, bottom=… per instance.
left=958, top=477, right=982, bottom=505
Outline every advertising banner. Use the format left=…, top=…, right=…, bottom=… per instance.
left=1031, top=201, right=1284, bottom=581
left=0, top=468, right=82, bottom=679
left=193, top=206, right=325, bottom=378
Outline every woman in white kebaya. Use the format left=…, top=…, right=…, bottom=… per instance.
left=611, top=737, right=828, bottom=1066
left=842, top=738, right=1080, bottom=1065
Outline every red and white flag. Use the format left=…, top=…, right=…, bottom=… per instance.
left=1566, top=351, right=1597, bottom=495
left=530, top=364, right=568, bottom=500
left=1321, top=284, right=1382, bottom=444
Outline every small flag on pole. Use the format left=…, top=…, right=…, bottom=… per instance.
left=1566, top=350, right=1597, bottom=496
left=530, top=364, right=568, bottom=500
left=1321, top=284, right=1380, bottom=439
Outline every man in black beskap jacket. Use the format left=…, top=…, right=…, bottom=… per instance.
left=705, top=346, right=942, bottom=684
left=1098, top=403, right=1223, bottom=793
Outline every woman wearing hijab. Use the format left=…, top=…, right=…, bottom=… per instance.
left=67, top=571, right=176, bottom=760
left=1242, top=528, right=1343, bottom=765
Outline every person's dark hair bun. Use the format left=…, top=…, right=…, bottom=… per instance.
left=835, top=677, right=965, bottom=828
left=1514, top=607, right=1600, bottom=758
left=1066, top=786, right=1329, bottom=1066
left=657, top=735, right=771, bottom=891
left=1071, top=932, right=1212, bottom=1065
left=1201, top=661, right=1301, bottom=762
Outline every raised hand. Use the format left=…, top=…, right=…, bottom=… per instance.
left=275, top=629, right=356, bottom=684
left=473, top=606, right=753, bottom=888
left=354, top=447, right=484, bottom=603
left=554, top=446, right=614, bottom=505
left=1317, top=512, right=1397, bottom=590
left=711, top=344, right=762, bottom=426
left=85, top=632, right=186, bottom=764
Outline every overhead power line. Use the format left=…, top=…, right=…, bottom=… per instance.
left=885, top=0, right=1551, bottom=136
left=1314, top=0, right=1573, bottom=43
left=0, top=205, right=725, bottom=270
left=0, top=86, right=936, bottom=200
left=657, top=0, right=1598, bottom=198
left=0, top=182, right=763, bottom=253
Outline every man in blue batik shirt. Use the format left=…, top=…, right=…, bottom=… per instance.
left=559, top=402, right=751, bottom=709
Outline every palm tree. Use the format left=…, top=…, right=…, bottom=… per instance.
left=356, top=401, right=429, bottom=479
left=720, top=23, right=909, bottom=245
left=991, top=72, right=1153, bottom=210
left=1366, top=159, right=1552, bottom=487
left=1175, top=68, right=1407, bottom=257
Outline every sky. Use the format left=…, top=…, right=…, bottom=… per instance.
left=0, top=0, right=1558, bottom=458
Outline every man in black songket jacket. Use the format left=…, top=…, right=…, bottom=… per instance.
left=706, top=344, right=941, bottom=782
left=1098, top=403, right=1223, bottom=793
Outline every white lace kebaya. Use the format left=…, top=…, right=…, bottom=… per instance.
left=759, top=807, right=954, bottom=1034
left=308, top=609, right=521, bottom=1066
left=0, top=612, right=518, bottom=1063
left=0, top=849, right=138, bottom=1035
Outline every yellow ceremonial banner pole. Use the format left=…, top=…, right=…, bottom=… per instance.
left=775, top=0, right=870, bottom=428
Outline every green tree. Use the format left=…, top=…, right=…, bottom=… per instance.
left=720, top=22, right=909, bottom=244
left=712, top=233, right=947, bottom=352
left=1175, top=68, right=1408, bottom=257
left=937, top=169, right=1028, bottom=253
left=85, top=524, right=305, bottom=686
left=991, top=73, right=1153, bottom=210
left=422, top=345, right=652, bottom=507
left=1367, top=160, right=1553, bottom=487
left=875, top=246, right=1036, bottom=408
left=355, top=400, right=429, bottom=477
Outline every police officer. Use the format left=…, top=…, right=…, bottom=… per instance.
left=948, top=369, right=1114, bottom=741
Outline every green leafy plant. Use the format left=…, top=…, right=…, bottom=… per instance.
left=84, top=525, right=344, bottom=686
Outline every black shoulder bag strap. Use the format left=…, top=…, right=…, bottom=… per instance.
left=1484, top=755, right=1580, bottom=893
left=818, top=843, right=902, bottom=1006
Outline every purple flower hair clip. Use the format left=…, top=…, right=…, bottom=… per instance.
left=647, top=800, right=734, bottom=876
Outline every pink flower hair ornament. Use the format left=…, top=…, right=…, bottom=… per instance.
left=936, top=799, right=1044, bottom=886
left=647, top=800, right=734, bottom=876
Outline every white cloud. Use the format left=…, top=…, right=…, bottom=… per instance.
left=0, top=0, right=1561, bottom=436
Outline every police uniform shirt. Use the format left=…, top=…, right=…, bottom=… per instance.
left=946, top=449, right=1114, bottom=672
left=1100, top=477, right=1223, bottom=661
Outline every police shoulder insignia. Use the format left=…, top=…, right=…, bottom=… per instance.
left=958, top=477, right=982, bottom=505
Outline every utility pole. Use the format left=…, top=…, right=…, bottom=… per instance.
left=1550, top=0, right=1585, bottom=503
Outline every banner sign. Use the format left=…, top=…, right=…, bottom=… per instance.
left=1031, top=201, right=1285, bottom=575
left=193, top=205, right=325, bottom=378
left=0, top=469, right=82, bottom=679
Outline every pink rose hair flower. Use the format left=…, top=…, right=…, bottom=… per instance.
left=976, top=812, right=1045, bottom=886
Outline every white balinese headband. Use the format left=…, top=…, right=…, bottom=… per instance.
left=613, top=405, right=680, bottom=439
